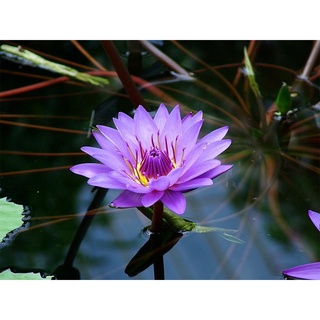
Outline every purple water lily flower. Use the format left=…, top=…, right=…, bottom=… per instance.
left=70, top=104, right=232, bottom=215
left=282, top=210, right=320, bottom=280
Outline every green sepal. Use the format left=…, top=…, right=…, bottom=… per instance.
left=276, top=82, right=292, bottom=115
left=137, top=206, right=244, bottom=244
left=138, top=206, right=196, bottom=232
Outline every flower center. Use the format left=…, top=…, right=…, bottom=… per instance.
left=139, top=147, right=173, bottom=180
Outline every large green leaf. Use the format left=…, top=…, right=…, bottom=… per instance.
left=0, top=198, right=51, bottom=280
left=0, top=197, right=24, bottom=242
left=0, top=269, right=51, bottom=280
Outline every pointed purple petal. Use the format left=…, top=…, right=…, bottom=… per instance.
left=148, top=176, right=171, bottom=191
left=283, top=262, right=320, bottom=280
left=176, top=119, right=204, bottom=161
left=81, top=146, right=128, bottom=172
left=170, top=178, right=213, bottom=191
left=70, top=163, right=110, bottom=178
left=92, top=130, right=115, bottom=152
left=198, top=126, right=229, bottom=144
left=161, top=105, right=182, bottom=142
left=308, top=210, right=320, bottom=231
left=161, top=190, right=186, bottom=215
left=179, top=159, right=221, bottom=183
left=134, top=105, right=158, bottom=149
left=111, top=190, right=143, bottom=208
left=117, top=112, right=135, bottom=130
left=166, top=167, right=184, bottom=186
left=200, top=139, right=232, bottom=161
left=113, top=117, right=138, bottom=149
left=197, top=164, right=233, bottom=179
left=182, top=110, right=203, bottom=133
left=96, top=125, right=133, bottom=162
left=87, top=173, right=126, bottom=189
left=141, top=190, right=164, bottom=207
left=154, top=103, right=169, bottom=131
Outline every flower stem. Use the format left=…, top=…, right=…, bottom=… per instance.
left=150, top=201, right=164, bottom=233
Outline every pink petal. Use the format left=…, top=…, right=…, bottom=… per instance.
left=161, top=190, right=186, bottom=215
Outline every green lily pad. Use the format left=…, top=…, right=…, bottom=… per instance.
left=0, top=269, right=52, bottom=280
left=0, top=197, right=24, bottom=242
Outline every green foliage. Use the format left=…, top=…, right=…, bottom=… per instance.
left=0, top=197, right=23, bottom=241
left=243, top=47, right=261, bottom=97
left=0, top=44, right=109, bottom=86
left=138, top=206, right=245, bottom=244
left=0, top=198, right=52, bottom=280
left=275, top=82, right=292, bottom=115
left=0, top=269, right=51, bottom=280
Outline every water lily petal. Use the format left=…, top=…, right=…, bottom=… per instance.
left=97, top=125, right=133, bottom=161
left=198, top=164, right=233, bottom=179
left=161, top=105, right=182, bottom=142
left=198, top=126, right=229, bottom=144
left=182, top=110, right=203, bottom=133
left=282, top=262, right=320, bottom=280
left=134, top=105, right=158, bottom=149
left=154, top=103, right=169, bottom=131
left=170, top=178, right=213, bottom=191
left=118, top=112, right=135, bottom=130
left=308, top=210, right=320, bottom=231
left=200, top=139, right=232, bottom=162
left=70, top=163, right=110, bottom=178
left=179, top=159, right=221, bottom=183
left=161, top=190, right=186, bottom=215
left=113, top=117, right=138, bottom=149
left=81, top=146, right=128, bottom=172
left=88, top=173, right=126, bottom=189
left=111, top=190, right=143, bottom=208
left=166, top=167, right=185, bottom=186
left=141, top=190, right=164, bottom=207
left=148, top=176, right=171, bottom=191
left=92, top=130, right=116, bottom=152
left=176, top=119, right=204, bottom=161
